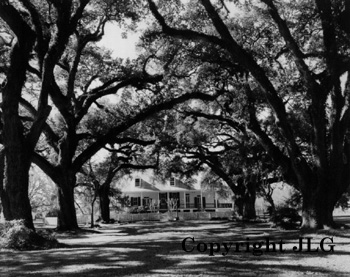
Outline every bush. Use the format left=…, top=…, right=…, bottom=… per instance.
left=46, top=208, right=59, bottom=217
left=0, top=220, right=59, bottom=250
left=129, top=206, right=148, bottom=214
left=270, top=207, right=302, bottom=229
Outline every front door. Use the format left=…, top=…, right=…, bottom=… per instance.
left=159, top=193, right=168, bottom=210
left=169, top=192, right=180, bottom=208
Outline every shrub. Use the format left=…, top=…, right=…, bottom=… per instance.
left=129, top=206, right=148, bottom=214
left=0, top=220, right=59, bottom=250
left=46, top=208, right=59, bottom=217
left=270, top=206, right=302, bottom=229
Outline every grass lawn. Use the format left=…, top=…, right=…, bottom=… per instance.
left=1, top=218, right=350, bottom=276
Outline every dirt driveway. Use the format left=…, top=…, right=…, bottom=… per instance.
left=1, top=218, right=350, bottom=276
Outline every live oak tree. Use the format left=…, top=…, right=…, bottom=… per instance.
left=162, top=109, right=278, bottom=220
left=0, top=0, right=130, bottom=230
left=97, top=143, right=160, bottom=223
left=178, top=84, right=283, bottom=218
left=0, top=0, right=56, bottom=229
left=140, top=21, right=279, bottom=220
left=0, top=0, right=223, bottom=231
left=147, top=0, right=350, bottom=229
left=76, top=124, right=160, bottom=223
left=36, top=59, right=220, bottom=231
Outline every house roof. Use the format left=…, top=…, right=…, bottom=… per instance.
left=116, top=170, right=200, bottom=192
left=123, top=187, right=202, bottom=193
left=121, top=179, right=201, bottom=193
left=115, top=169, right=234, bottom=200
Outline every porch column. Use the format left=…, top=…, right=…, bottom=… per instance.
left=167, top=192, right=169, bottom=211
left=157, top=193, right=160, bottom=212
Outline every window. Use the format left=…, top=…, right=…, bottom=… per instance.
left=131, top=197, right=141, bottom=206
left=135, top=178, right=141, bottom=187
left=159, top=193, right=168, bottom=209
left=185, top=194, right=190, bottom=208
left=194, top=195, right=201, bottom=209
left=194, top=197, right=199, bottom=208
left=170, top=177, right=175, bottom=186
left=143, top=197, right=152, bottom=206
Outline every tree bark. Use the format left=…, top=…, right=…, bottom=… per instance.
left=265, top=194, right=276, bottom=216
left=243, top=183, right=257, bottom=220
left=300, top=187, right=337, bottom=229
left=32, top=154, right=80, bottom=231
left=234, top=197, right=244, bottom=218
left=233, top=179, right=257, bottom=220
left=0, top=8, right=36, bottom=229
left=2, top=153, right=34, bottom=229
left=99, top=184, right=110, bottom=223
left=90, top=198, right=96, bottom=228
left=56, top=176, right=79, bottom=231
left=234, top=196, right=256, bottom=220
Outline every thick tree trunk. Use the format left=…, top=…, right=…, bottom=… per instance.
left=233, top=180, right=257, bottom=220
left=90, top=198, right=96, bottom=228
left=0, top=151, right=34, bottom=229
left=243, top=192, right=256, bottom=220
left=2, top=60, right=35, bottom=230
left=57, top=178, right=79, bottom=231
left=2, top=161, right=34, bottom=230
left=0, top=10, right=36, bottom=230
left=301, top=190, right=336, bottom=229
left=234, top=194, right=256, bottom=220
left=0, top=146, right=34, bottom=229
left=234, top=197, right=244, bottom=217
left=99, top=184, right=110, bottom=223
left=265, top=194, right=276, bottom=216
left=0, top=151, right=8, bottom=219
left=242, top=181, right=256, bottom=220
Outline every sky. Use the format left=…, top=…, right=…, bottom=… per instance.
left=97, top=23, right=141, bottom=60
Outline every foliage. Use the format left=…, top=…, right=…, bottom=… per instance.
left=29, top=166, right=57, bottom=215
left=153, top=108, right=277, bottom=219
left=23, top=0, right=220, bottom=229
left=0, top=220, right=59, bottom=250
left=145, top=0, right=350, bottom=229
left=111, top=194, right=130, bottom=212
left=284, top=189, right=303, bottom=210
left=167, top=198, right=178, bottom=213
left=286, top=189, right=350, bottom=211
left=335, top=193, right=350, bottom=210
left=201, top=171, right=233, bottom=200
left=46, top=208, right=60, bottom=218
left=128, top=206, right=148, bottom=214
left=270, top=207, right=302, bottom=230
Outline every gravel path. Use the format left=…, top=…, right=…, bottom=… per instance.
left=1, top=219, right=350, bottom=276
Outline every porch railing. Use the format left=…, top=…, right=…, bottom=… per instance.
left=115, top=211, right=234, bottom=223
left=140, top=202, right=233, bottom=211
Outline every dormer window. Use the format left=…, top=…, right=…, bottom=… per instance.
left=170, top=177, right=175, bottom=186
left=135, top=178, right=141, bottom=187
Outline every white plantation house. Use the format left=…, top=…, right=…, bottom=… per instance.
left=120, top=176, right=233, bottom=213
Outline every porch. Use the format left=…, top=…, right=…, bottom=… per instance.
left=126, top=190, right=233, bottom=212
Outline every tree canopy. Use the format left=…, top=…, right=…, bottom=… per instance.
left=146, top=0, right=350, bottom=229
left=0, top=0, right=223, bottom=230
left=1, top=0, right=350, bottom=231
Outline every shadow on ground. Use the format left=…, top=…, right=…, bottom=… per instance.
left=1, top=217, right=350, bottom=276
